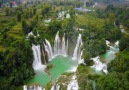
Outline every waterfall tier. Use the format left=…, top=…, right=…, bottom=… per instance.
left=44, top=32, right=68, bottom=61
left=72, top=34, right=83, bottom=60
left=23, top=85, right=44, bottom=90
left=32, top=32, right=83, bottom=71
left=44, top=39, right=53, bottom=61
left=32, top=44, right=46, bottom=72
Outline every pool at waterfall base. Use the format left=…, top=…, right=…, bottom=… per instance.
left=27, top=55, right=78, bottom=86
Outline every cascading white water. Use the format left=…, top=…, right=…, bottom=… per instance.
left=32, top=32, right=83, bottom=71
left=23, top=85, right=27, bottom=90
left=66, top=39, right=68, bottom=56
left=79, top=50, right=83, bottom=61
left=44, top=39, right=53, bottom=61
left=73, top=34, right=83, bottom=60
left=61, top=33, right=67, bottom=56
left=51, top=84, right=60, bottom=90
left=23, top=85, right=45, bottom=90
left=32, top=44, right=41, bottom=67
left=45, top=39, right=53, bottom=57
left=25, top=32, right=83, bottom=89
left=106, top=40, right=119, bottom=53
left=32, top=32, right=82, bottom=71
left=44, top=32, right=68, bottom=60
left=32, top=44, right=46, bottom=72
left=67, top=75, right=79, bottom=90
left=44, top=43, right=51, bottom=62
left=91, top=56, right=108, bottom=74
left=54, top=31, right=61, bottom=55
left=78, top=50, right=85, bottom=64
left=78, top=42, right=83, bottom=60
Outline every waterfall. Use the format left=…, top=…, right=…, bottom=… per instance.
left=62, top=34, right=65, bottom=55
left=23, top=85, right=27, bottom=90
left=67, top=75, right=79, bottom=90
left=106, top=40, right=119, bottom=53
left=45, top=39, right=53, bottom=58
left=61, top=33, right=67, bottom=56
left=32, top=44, right=46, bottom=72
left=66, top=39, right=68, bottom=56
left=78, top=50, right=85, bottom=64
left=54, top=31, right=60, bottom=55
left=44, top=39, right=53, bottom=61
left=23, top=85, right=45, bottom=90
left=51, top=84, right=60, bottom=90
left=32, top=44, right=42, bottom=67
left=32, top=31, right=83, bottom=66
left=44, top=43, right=51, bottom=61
left=32, top=32, right=82, bottom=70
left=27, top=32, right=83, bottom=89
left=73, top=34, right=82, bottom=60
left=79, top=50, right=83, bottom=61
left=44, top=32, right=68, bottom=60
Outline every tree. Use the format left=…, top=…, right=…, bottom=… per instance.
left=29, top=35, right=37, bottom=44
left=109, top=12, right=115, bottom=23
left=0, top=39, right=34, bottom=89
left=41, top=4, right=51, bottom=17
left=96, top=49, right=129, bottom=90
left=17, top=11, right=22, bottom=22
left=49, top=20, right=62, bottom=35
left=119, top=34, right=129, bottom=51
left=5, top=7, right=10, bottom=16
left=22, top=19, right=29, bottom=34
left=83, top=51, right=92, bottom=65
left=32, top=28, right=37, bottom=36
left=33, top=7, right=37, bottom=15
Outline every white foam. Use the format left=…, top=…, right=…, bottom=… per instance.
left=66, top=13, right=70, bottom=18
left=67, top=67, right=77, bottom=72
left=51, top=84, right=60, bottom=90
left=115, top=41, right=119, bottom=46
left=23, top=85, right=27, bottom=90
left=78, top=59, right=85, bottom=64
left=91, top=56, right=108, bottom=74
left=67, top=75, right=79, bottom=90
left=106, top=40, right=110, bottom=47
left=44, top=19, right=51, bottom=23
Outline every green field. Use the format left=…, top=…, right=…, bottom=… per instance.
left=76, top=12, right=106, bottom=29
left=7, top=23, right=23, bottom=39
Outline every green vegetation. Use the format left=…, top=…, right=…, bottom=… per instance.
left=0, top=39, right=34, bottom=89
left=0, top=0, right=129, bottom=90
left=76, top=13, right=106, bottom=28
left=0, top=2, right=54, bottom=89
left=77, top=64, right=99, bottom=90
left=0, top=1, right=77, bottom=89
left=94, top=4, right=129, bottom=90
left=96, top=49, right=129, bottom=90
left=76, top=4, right=129, bottom=90
left=0, top=45, right=5, bottom=52
left=56, top=73, right=74, bottom=90
left=45, top=64, right=54, bottom=75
